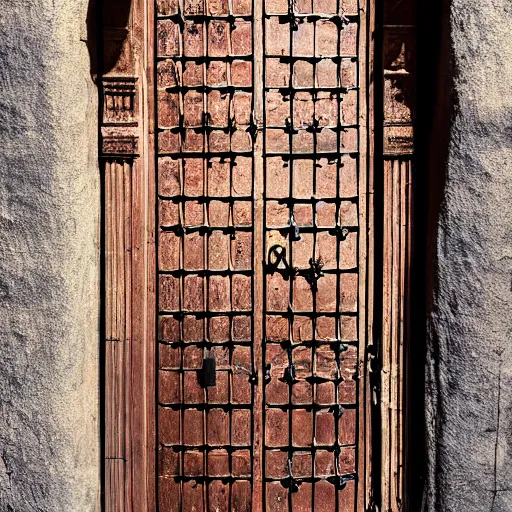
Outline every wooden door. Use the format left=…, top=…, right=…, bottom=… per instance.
left=101, top=0, right=376, bottom=509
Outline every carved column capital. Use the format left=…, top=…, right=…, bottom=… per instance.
left=101, top=77, right=139, bottom=156
left=100, top=0, right=139, bottom=159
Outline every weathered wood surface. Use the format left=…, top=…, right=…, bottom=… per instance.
left=380, top=0, right=415, bottom=509
left=102, top=0, right=157, bottom=509
left=105, top=0, right=374, bottom=509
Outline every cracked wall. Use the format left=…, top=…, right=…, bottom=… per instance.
left=0, top=0, right=100, bottom=510
left=425, top=0, right=512, bottom=510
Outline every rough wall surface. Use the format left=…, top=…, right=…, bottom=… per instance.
left=426, top=0, right=512, bottom=510
left=0, top=1, right=100, bottom=511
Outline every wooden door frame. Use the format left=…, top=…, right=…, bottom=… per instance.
left=101, top=0, right=157, bottom=509
left=98, top=0, right=418, bottom=509
left=379, top=0, right=415, bottom=509
left=360, top=0, right=376, bottom=508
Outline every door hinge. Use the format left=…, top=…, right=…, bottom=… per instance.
left=367, top=344, right=381, bottom=406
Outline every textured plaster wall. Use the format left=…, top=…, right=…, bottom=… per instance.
left=426, top=0, right=512, bottom=510
left=0, top=1, right=100, bottom=511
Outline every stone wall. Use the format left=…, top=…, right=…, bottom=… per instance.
left=425, top=0, right=512, bottom=510
left=0, top=1, right=100, bottom=510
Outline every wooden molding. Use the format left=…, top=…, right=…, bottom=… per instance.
left=361, top=0, right=376, bottom=509
left=102, top=0, right=156, bottom=510
left=381, top=158, right=412, bottom=511
left=104, top=158, right=132, bottom=511
left=380, top=0, right=415, bottom=509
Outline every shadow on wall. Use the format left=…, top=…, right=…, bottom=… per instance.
left=411, top=0, right=452, bottom=509
left=86, top=0, right=134, bottom=79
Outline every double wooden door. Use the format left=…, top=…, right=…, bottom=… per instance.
left=102, top=0, right=377, bottom=509
left=155, top=0, right=371, bottom=506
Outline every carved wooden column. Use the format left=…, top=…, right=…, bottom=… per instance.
left=380, top=0, right=415, bottom=510
left=101, top=1, right=156, bottom=510
left=102, top=22, right=139, bottom=512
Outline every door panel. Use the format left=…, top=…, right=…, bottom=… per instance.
left=156, top=1, right=257, bottom=508
left=261, top=0, right=363, bottom=508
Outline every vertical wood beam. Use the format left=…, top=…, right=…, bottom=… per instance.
left=362, top=0, right=377, bottom=508
left=105, top=159, right=132, bottom=512
left=381, top=159, right=412, bottom=510
left=101, top=0, right=156, bottom=509
left=380, top=0, right=415, bottom=509
left=252, top=0, right=265, bottom=505
left=129, top=0, right=156, bottom=510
